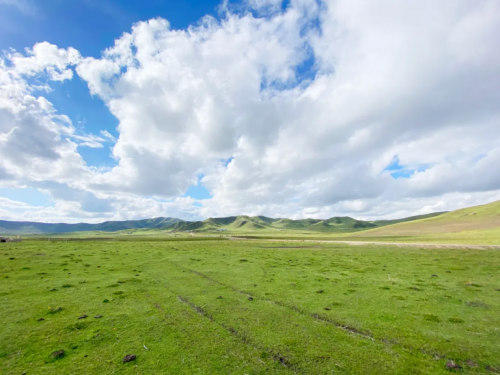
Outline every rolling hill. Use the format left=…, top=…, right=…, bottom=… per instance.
left=0, top=211, right=448, bottom=235
left=0, top=217, right=181, bottom=235
left=353, top=200, right=500, bottom=237
left=161, top=213, right=445, bottom=233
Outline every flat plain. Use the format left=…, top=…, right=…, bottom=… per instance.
left=1, top=238, right=499, bottom=374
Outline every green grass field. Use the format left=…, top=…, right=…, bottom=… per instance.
left=234, top=227, right=500, bottom=246
left=1, top=238, right=499, bottom=374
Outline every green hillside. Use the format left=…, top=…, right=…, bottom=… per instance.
left=354, top=200, right=500, bottom=237
left=0, top=217, right=181, bottom=235
left=370, top=212, right=447, bottom=227
left=163, top=213, right=445, bottom=233
left=0, top=211, right=448, bottom=235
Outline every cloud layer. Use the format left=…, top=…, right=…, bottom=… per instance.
left=1, top=0, right=500, bottom=222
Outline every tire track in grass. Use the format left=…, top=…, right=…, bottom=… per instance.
left=186, top=264, right=500, bottom=373
left=176, top=295, right=303, bottom=374
left=144, top=271, right=302, bottom=374
left=168, top=261, right=490, bottom=371
left=144, top=259, right=449, bottom=374
left=173, top=261, right=374, bottom=340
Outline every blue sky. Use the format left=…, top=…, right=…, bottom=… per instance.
left=384, top=156, right=430, bottom=180
left=0, top=0, right=221, bottom=56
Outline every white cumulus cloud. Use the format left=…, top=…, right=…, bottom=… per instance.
left=1, top=0, right=500, bottom=222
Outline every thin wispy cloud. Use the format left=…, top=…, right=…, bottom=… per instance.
left=0, top=0, right=35, bottom=15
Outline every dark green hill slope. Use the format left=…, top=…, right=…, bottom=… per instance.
left=0, top=217, right=181, bottom=234
left=163, top=212, right=446, bottom=233
left=0, top=211, right=447, bottom=235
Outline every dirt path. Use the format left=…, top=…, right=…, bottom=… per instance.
left=227, top=237, right=500, bottom=250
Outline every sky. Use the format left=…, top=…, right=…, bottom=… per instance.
left=0, top=0, right=500, bottom=223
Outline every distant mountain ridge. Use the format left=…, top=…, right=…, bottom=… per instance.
left=0, top=217, right=181, bottom=234
left=161, top=213, right=446, bottom=233
left=0, top=212, right=446, bottom=234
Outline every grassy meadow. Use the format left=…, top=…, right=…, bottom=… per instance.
left=236, top=228, right=500, bottom=246
left=1, top=238, right=499, bottom=374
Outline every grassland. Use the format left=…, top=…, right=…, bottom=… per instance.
left=1, top=238, right=499, bottom=374
left=16, top=227, right=500, bottom=246
left=234, top=227, right=500, bottom=246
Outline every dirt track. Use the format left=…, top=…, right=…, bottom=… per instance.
left=228, top=237, right=500, bottom=250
